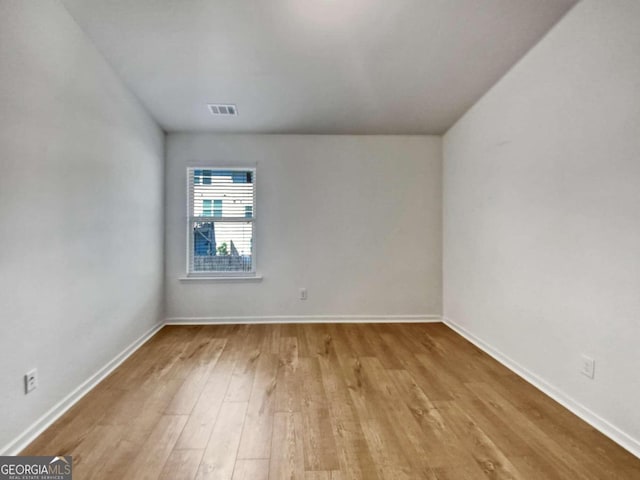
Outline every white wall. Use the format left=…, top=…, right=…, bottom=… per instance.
left=444, top=0, right=640, bottom=454
left=0, top=1, right=164, bottom=453
left=166, top=134, right=441, bottom=320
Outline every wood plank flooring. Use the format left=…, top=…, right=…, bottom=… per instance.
left=22, top=323, right=640, bottom=479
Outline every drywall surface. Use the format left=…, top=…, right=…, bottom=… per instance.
left=444, top=0, right=640, bottom=452
left=166, top=134, right=441, bottom=319
left=0, top=1, right=164, bottom=452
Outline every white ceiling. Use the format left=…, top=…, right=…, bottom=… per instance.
left=61, top=0, right=578, bottom=134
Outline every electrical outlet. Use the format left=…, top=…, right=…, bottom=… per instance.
left=299, top=288, right=307, bottom=300
left=581, top=355, right=595, bottom=379
left=25, top=368, right=38, bottom=394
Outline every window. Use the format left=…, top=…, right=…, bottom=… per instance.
left=202, top=199, right=212, bottom=216
left=213, top=199, right=223, bottom=217
left=187, top=168, right=255, bottom=275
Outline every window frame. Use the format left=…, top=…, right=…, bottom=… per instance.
left=186, top=166, right=257, bottom=278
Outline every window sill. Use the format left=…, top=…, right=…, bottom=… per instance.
left=179, top=274, right=263, bottom=282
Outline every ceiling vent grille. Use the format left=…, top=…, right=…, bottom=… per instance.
left=207, top=104, right=238, bottom=116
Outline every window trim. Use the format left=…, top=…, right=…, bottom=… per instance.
left=185, top=166, right=258, bottom=278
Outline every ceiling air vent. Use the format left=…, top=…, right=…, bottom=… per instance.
left=207, top=104, right=238, bottom=116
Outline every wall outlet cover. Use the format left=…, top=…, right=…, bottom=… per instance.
left=581, top=355, right=595, bottom=379
left=25, top=368, right=38, bottom=394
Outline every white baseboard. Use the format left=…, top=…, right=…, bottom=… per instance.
left=0, top=322, right=164, bottom=456
left=165, top=314, right=442, bottom=325
left=443, top=316, right=640, bottom=460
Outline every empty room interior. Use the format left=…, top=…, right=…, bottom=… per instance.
left=1, top=0, right=640, bottom=478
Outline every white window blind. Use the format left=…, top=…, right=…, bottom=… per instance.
left=187, top=168, right=255, bottom=275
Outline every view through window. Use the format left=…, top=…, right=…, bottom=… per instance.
left=187, top=168, right=255, bottom=274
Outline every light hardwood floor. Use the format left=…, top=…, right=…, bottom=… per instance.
left=22, top=323, right=640, bottom=479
